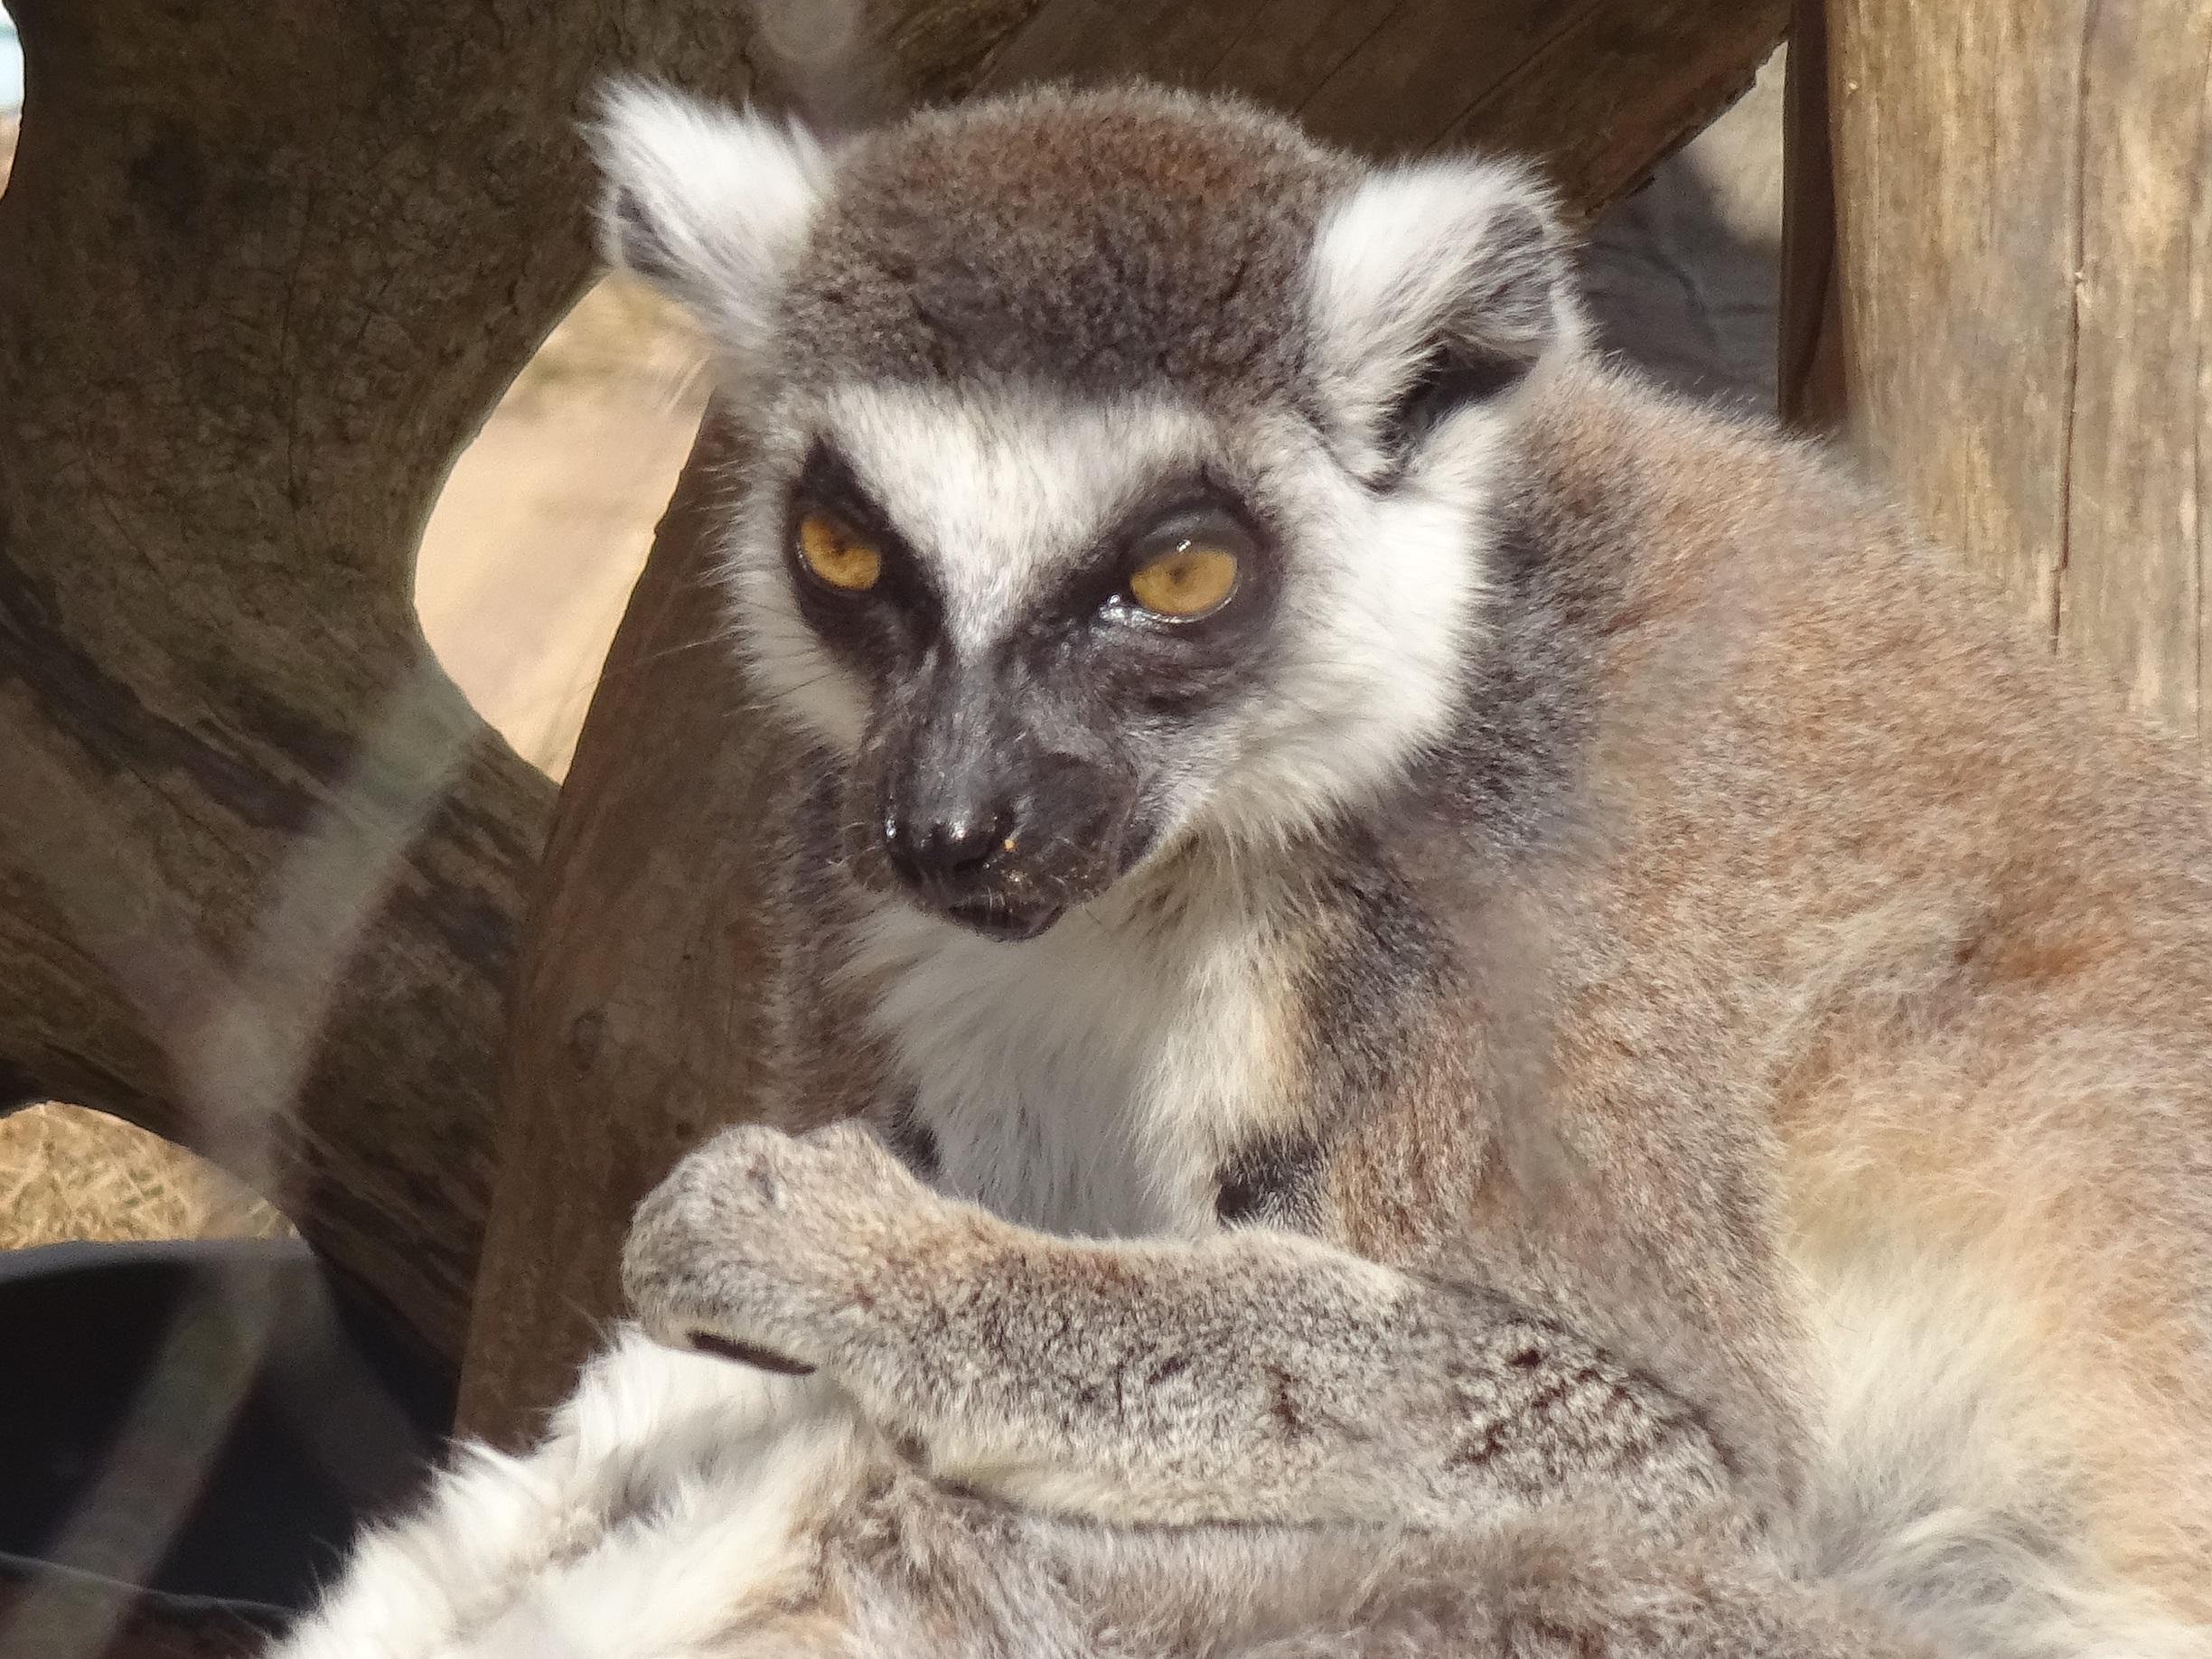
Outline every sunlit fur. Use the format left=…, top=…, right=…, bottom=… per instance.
left=591, top=82, right=826, bottom=377
left=274, top=1330, right=1880, bottom=1659
left=277, top=82, right=2212, bottom=1659
left=839, top=842, right=1304, bottom=1236
left=1305, top=155, right=1587, bottom=482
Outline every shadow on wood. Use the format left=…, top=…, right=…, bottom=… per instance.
left=0, top=0, right=1104, bottom=1368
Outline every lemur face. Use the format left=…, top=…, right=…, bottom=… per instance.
left=595, top=83, right=1579, bottom=939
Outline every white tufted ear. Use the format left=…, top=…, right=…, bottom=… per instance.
left=1306, top=158, right=1582, bottom=481
left=588, top=80, right=830, bottom=361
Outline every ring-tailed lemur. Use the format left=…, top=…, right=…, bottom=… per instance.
left=276, top=82, right=2212, bottom=1658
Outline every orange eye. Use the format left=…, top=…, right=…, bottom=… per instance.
left=796, top=511, right=882, bottom=592
left=1129, top=541, right=1240, bottom=619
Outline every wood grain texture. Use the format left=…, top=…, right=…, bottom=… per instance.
left=1781, top=0, right=2211, bottom=739
left=0, top=0, right=1065, bottom=1367
left=457, top=417, right=786, bottom=1437
left=459, top=0, right=1790, bottom=1441
left=0, top=0, right=590, bottom=1363
left=965, top=0, right=1790, bottom=212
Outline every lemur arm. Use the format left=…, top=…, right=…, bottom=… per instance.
left=621, top=1121, right=1743, bottom=1536
left=1039, top=1507, right=1930, bottom=1659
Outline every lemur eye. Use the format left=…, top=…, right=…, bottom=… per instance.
left=1129, top=540, right=1240, bottom=620
left=795, top=511, right=883, bottom=593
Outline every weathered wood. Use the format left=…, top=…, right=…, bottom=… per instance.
left=1780, top=0, right=2211, bottom=740
left=461, top=0, right=1793, bottom=1442
left=457, top=417, right=785, bottom=1435
left=0, top=0, right=1088, bottom=1367
left=965, top=0, right=1791, bottom=212
left=0, top=0, right=600, bottom=1362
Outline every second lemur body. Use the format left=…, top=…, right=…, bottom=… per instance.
left=277, top=84, right=2212, bottom=1659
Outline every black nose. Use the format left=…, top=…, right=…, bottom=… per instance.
left=886, top=809, right=1013, bottom=894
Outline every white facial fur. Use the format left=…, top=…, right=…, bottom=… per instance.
left=591, top=85, right=1574, bottom=865
left=1305, top=154, right=1586, bottom=483
left=1191, top=394, right=1507, bottom=851
left=722, top=376, right=1505, bottom=860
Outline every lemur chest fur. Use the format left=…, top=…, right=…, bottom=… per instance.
left=843, top=883, right=1302, bottom=1239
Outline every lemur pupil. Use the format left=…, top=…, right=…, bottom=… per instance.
left=1130, top=544, right=1238, bottom=618
left=798, top=511, right=882, bottom=592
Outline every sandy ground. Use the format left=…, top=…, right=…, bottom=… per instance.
left=0, top=58, right=1784, bottom=1250
left=414, top=280, right=710, bottom=778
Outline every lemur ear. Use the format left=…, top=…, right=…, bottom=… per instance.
left=1306, top=158, right=1580, bottom=480
left=587, top=80, right=829, bottom=360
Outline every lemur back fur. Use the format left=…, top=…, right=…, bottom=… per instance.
left=278, top=83, right=2212, bottom=1659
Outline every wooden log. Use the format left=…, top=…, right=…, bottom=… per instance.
left=0, top=0, right=1090, bottom=1367
left=1780, top=0, right=2211, bottom=740
left=462, top=0, right=1792, bottom=1440
left=459, top=417, right=795, bottom=1433
left=962, top=0, right=1789, bottom=211
left=0, top=0, right=596, bottom=1363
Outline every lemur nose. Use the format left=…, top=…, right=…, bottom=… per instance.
left=886, top=810, right=1014, bottom=892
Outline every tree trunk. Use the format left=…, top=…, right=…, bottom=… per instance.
left=462, top=0, right=1791, bottom=1442
left=1781, top=0, right=2211, bottom=740
left=0, top=0, right=1086, bottom=1366
left=0, top=0, right=597, bottom=1363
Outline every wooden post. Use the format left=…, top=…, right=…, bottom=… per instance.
left=1781, top=0, right=2211, bottom=740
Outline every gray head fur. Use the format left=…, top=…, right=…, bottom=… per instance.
left=593, top=80, right=1583, bottom=939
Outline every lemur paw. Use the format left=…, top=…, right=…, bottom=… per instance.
left=622, top=1120, right=944, bottom=1376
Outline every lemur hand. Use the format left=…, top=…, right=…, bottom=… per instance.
left=623, top=1119, right=962, bottom=1378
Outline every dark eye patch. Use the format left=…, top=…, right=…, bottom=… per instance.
left=776, top=439, right=1284, bottom=735
left=1021, top=472, right=1281, bottom=630
left=938, top=474, right=1285, bottom=726
left=785, top=438, right=942, bottom=641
